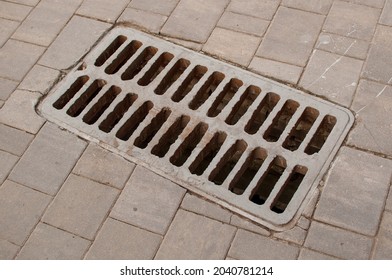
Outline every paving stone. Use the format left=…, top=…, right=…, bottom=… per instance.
left=0, top=180, right=51, bottom=245
left=0, top=18, right=19, bottom=47
left=230, top=214, right=271, bottom=236
left=43, top=174, right=118, bottom=240
left=304, top=221, right=373, bottom=259
left=0, top=101, right=4, bottom=108
left=229, top=229, right=299, bottom=259
left=343, top=0, right=385, bottom=8
left=73, top=144, right=135, bottom=190
left=298, top=248, right=338, bottom=260
left=299, top=50, right=362, bottom=106
left=274, top=226, right=307, bottom=245
left=0, top=151, right=18, bottom=185
left=217, top=12, right=269, bottom=37
left=323, top=1, right=380, bottom=41
left=314, top=147, right=392, bottom=236
left=0, top=90, right=45, bottom=134
left=0, top=124, right=34, bottom=156
left=0, top=78, right=18, bottom=101
left=349, top=80, right=392, bottom=156
left=155, top=210, right=235, bottom=259
left=203, top=28, right=261, bottom=66
left=249, top=57, right=303, bottom=84
left=118, top=8, right=167, bottom=34
left=85, top=218, right=162, bottom=260
left=165, top=37, right=202, bottom=51
left=297, top=216, right=311, bottom=230
left=12, top=0, right=82, bottom=46
left=77, top=0, right=128, bottom=23
left=18, top=65, right=60, bottom=95
left=373, top=212, right=392, bottom=259
left=39, top=16, right=110, bottom=70
left=227, top=0, right=280, bottom=20
left=380, top=0, right=392, bottom=26
left=6, top=0, right=40, bottom=6
left=161, top=0, right=229, bottom=43
left=362, top=25, right=392, bottom=85
left=386, top=188, right=392, bottom=212
left=282, top=0, right=333, bottom=14
left=0, top=239, right=19, bottom=260
left=257, top=7, right=324, bottom=67
left=0, top=40, right=45, bottom=81
left=111, top=166, right=186, bottom=235
left=0, top=1, right=31, bottom=21
left=181, top=193, right=231, bottom=223
left=16, top=223, right=90, bottom=260
left=129, top=0, right=179, bottom=16
left=303, top=188, right=320, bottom=218
left=9, top=123, right=86, bottom=195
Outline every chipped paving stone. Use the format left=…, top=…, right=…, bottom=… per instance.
left=118, top=8, right=167, bottom=34
left=77, top=0, right=129, bottom=23
left=18, top=65, right=60, bottom=94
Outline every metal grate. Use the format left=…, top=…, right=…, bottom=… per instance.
left=39, top=27, right=354, bottom=230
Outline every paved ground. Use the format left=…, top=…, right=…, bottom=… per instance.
left=1, top=0, right=392, bottom=260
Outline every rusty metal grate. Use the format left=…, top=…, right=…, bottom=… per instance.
left=39, top=27, right=354, bottom=230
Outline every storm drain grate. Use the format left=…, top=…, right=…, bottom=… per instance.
left=40, top=27, right=354, bottom=230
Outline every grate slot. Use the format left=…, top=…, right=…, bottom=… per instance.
left=134, top=108, right=171, bottom=149
left=121, top=46, right=158, bottom=80
left=115, top=101, right=153, bottom=141
left=305, top=115, right=337, bottom=155
left=188, top=71, right=225, bottom=110
left=154, top=58, right=190, bottom=95
left=105, top=40, right=142, bottom=74
left=95, top=35, right=127, bottom=67
left=249, top=156, right=287, bottom=205
left=244, top=92, right=280, bottom=134
left=53, top=76, right=90, bottom=110
left=66, top=79, right=106, bottom=117
left=138, top=52, right=174, bottom=86
left=151, top=115, right=190, bottom=158
left=263, top=99, right=300, bottom=142
left=171, top=65, right=207, bottom=102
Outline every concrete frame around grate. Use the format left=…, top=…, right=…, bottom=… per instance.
left=39, top=26, right=354, bottom=231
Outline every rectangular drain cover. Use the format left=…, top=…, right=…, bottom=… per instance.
left=39, top=26, right=354, bottom=231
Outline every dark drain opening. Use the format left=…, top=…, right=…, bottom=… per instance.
left=154, top=58, right=190, bottom=95
left=305, top=115, right=336, bottom=155
left=95, top=35, right=127, bottom=67
left=189, top=71, right=225, bottom=110
left=121, top=46, right=157, bottom=80
left=105, top=40, right=142, bottom=74
left=171, top=65, right=207, bottom=102
left=53, top=76, right=89, bottom=110
left=207, top=78, right=243, bottom=117
left=138, top=52, right=174, bottom=86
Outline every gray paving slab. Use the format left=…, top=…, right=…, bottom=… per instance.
left=0, top=1, right=31, bottom=21
left=0, top=151, right=18, bottom=185
left=298, top=248, right=338, bottom=260
left=380, top=0, right=392, bottom=26
left=161, top=0, right=229, bottom=43
left=386, top=188, right=392, bottom=212
left=73, top=144, right=135, bottom=190
left=373, top=211, right=392, bottom=259
left=42, top=174, right=118, bottom=240
left=39, top=16, right=110, bottom=70
left=297, top=217, right=311, bottom=230
left=0, top=180, right=51, bottom=245
left=0, top=239, right=19, bottom=260
left=18, top=65, right=60, bottom=95
left=118, top=8, right=167, bottom=34
left=129, top=0, right=179, bottom=16
left=0, top=101, right=3, bottom=109
left=257, top=6, right=324, bottom=67
left=304, top=221, right=373, bottom=259
left=0, top=78, right=18, bottom=101
left=155, top=210, right=236, bottom=259
left=0, top=124, right=33, bottom=156
left=6, top=0, right=40, bottom=6
left=111, top=166, right=186, bottom=235
left=217, top=12, right=269, bottom=37
left=0, top=18, right=19, bottom=47
left=77, top=0, right=128, bottom=23
left=228, top=229, right=299, bottom=259
left=343, top=0, right=385, bottom=8
left=16, top=223, right=90, bottom=260
left=227, top=0, right=280, bottom=20
left=165, top=37, right=202, bottom=51
left=230, top=215, right=271, bottom=236
left=9, top=123, right=87, bottom=195
left=85, top=218, right=162, bottom=260
left=282, top=0, right=333, bottom=14
left=273, top=226, right=307, bottom=245
left=314, top=147, right=392, bottom=236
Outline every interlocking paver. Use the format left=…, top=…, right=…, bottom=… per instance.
left=42, top=174, right=118, bottom=240
left=111, top=166, right=186, bottom=235
left=299, top=50, right=362, bottom=106
left=217, top=12, right=269, bottom=37
left=273, top=226, right=307, bottom=245
left=0, top=124, right=33, bottom=156
left=0, top=90, right=45, bottom=134
left=373, top=211, right=392, bottom=259
left=85, top=218, right=162, bottom=260
left=9, top=123, right=86, bottom=195
left=230, top=215, right=270, bottom=236
left=0, top=40, right=45, bottom=81
left=386, top=188, right=392, bottom=212
left=249, top=57, right=303, bottom=84
left=282, top=0, right=333, bottom=14
left=16, top=223, right=90, bottom=260
left=181, top=193, right=231, bottom=223
left=349, top=80, right=392, bottom=156
left=297, top=217, right=311, bottom=230
left=18, top=65, right=60, bottom=95
left=0, top=18, right=19, bottom=47
left=203, top=28, right=261, bottom=66
left=228, top=229, right=299, bottom=259
left=155, top=210, right=235, bottom=259
left=343, top=0, right=385, bottom=8
left=165, top=37, right=202, bottom=51
left=380, top=0, right=392, bottom=26
left=304, top=221, right=373, bottom=259
left=0, top=180, right=51, bottom=245
left=0, top=151, right=18, bottom=185
left=298, top=248, right=338, bottom=260
left=227, top=0, right=280, bottom=20
left=314, top=147, right=392, bottom=235
left=323, top=1, right=380, bottom=41
left=118, top=8, right=167, bottom=34
left=6, top=0, right=40, bottom=6
left=0, top=239, right=19, bottom=260
left=303, top=188, right=320, bottom=218
left=362, top=25, right=392, bottom=85
left=161, top=0, right=229, bottom=43
left=0, top=78, right=18, bottom=101
left=0, top=1, right=32, bottom=21
left=12, top=0, right=82, bottom=47
left=129, top=0, right=179, bottom=16
left=39, top=16, right=110, bottom=70
left=73, top=144, right=135, bottom=190
left=257, top=7, right=324, bottom=67
left=77, top=0, right=128, bottom=23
